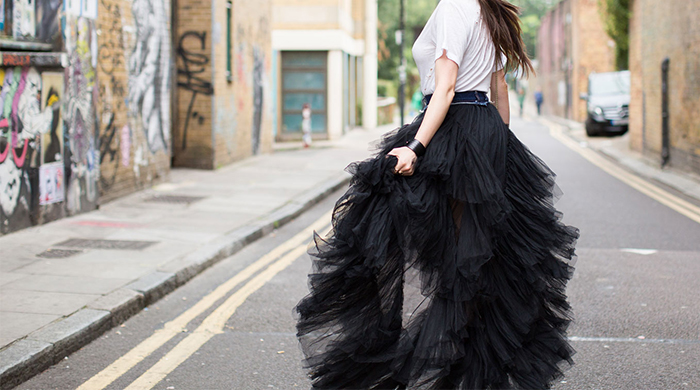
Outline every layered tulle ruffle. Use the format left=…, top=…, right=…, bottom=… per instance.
left=295, top=103, right=579, bottom=389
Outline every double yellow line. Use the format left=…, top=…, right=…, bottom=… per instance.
left=545, top=119, right=700, bottom=225
left=78, top=211, right=332, bottom=390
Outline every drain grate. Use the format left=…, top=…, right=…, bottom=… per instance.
left=54, top=238, right=158, bottom=250
left=143, top=194, right=205, bottom=204
left=37, top=249, right=84, bottom=259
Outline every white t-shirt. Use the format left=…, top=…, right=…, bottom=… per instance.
left=412, top=0, right=505, bottom=95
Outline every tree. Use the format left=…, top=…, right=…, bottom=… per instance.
left=599, top=0, right=630, bottom=70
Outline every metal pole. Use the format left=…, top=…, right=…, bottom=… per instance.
left=398, top=0, right=406, bottom=125
left=661, top=58, right=670, bottom=167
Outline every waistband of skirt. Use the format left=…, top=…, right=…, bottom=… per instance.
left=423, top=90, right=490, bottom=107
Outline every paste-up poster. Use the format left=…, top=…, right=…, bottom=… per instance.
left=12, top=0, right=36, bottom=39
left=41, top=72, right=64, bottom=164
left=39, top=162, right=65, bottom=205
left=0, top=1, right=5, bottom=31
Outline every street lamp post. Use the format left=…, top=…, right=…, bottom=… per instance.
left=398, top=0, right=406, bottom=125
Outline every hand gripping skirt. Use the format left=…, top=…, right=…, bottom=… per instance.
left=295, top=101, right=579, bottom=390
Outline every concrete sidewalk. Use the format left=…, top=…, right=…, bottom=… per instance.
left=514, top=91, right=700, bottom=203
left=0, top=124, right=393, bottom=388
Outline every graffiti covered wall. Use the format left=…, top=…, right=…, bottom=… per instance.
left=96, top=0, right=172, bottom=201
left=172, top=0, right=272, bottom=169
left=212, top=0, right=273, bottom=167
left=172, top=1, right=215, bottom=168
left=1, top=0, right=173, bottom=234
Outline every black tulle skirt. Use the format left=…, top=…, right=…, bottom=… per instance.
left=295, top=102, right=579, bottom=389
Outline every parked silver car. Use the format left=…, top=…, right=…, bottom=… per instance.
left=580, top=71, right=630, bottom=137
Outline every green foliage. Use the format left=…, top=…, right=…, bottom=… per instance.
left=377, top=0, right=556, bottom=97
left=599, top=0, right=630, bottom=70
left=378, top=0, right=437, bottom=99
left=511, top=0, right=557, bottom=58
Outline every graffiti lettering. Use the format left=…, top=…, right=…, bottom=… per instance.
left=177, top=31, right=214, bottom=150
left=2, top=55, right=31, bottom=67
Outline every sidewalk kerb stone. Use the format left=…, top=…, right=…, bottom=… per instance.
left=88, top=288, right=146, bottom=326
left=0, top=340, right=53, bottom=390
left=125, top=271, right=177, bottom=306
left=542, top=116, right=700, bottom=203
left=26, top=309, right=111, bottom=363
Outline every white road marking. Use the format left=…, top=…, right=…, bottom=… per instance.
left=620, top=248, right=658, bottom=255
left=569, top=336, right=700, bottom=345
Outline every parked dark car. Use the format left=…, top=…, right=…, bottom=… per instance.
left=580, top=71, right=630, bottom=136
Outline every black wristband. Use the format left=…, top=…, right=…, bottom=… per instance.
left=406, top=139, right=426, bottom=157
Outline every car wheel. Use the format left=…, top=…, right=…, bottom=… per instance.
left=585, top=126, right=599, bottom=137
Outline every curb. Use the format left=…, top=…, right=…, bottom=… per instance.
left=0, top=172, right=350, bottom=390
left=539, top=116, right=700, bottom=204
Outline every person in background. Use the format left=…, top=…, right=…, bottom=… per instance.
left=535, top=89, right=543, bottom=115
left=301, top=103, right=312, bottom=148
left=516, top=85, right=526, bottom=117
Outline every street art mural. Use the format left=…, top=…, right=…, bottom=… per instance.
left=0, top=67, right=60, bottom=232
left=63, top=14, right=99, bottom=214
left=97, top=0, right=127, bottom=191
left=251, top=46, right=264, bottom=155
left=37, top=0, right=62, bottom=42
left=129, top=0, right=171, bottom=153
left=1, top=0, right=173, bottom=234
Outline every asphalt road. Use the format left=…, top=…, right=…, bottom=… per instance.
left=16, top=116, right=700, bottom=390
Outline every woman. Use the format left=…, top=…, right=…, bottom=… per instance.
left=295, top=0, right=578, bottom=389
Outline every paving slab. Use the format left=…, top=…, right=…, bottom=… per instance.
left=0, top=313, right=59, bottom=347
left=0, top=124, right=391, bottom=388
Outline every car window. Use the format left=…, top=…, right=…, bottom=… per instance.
left=590, top=72, right=630, bottom=96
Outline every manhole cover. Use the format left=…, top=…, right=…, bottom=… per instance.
left=37, top=249, right=84, bottom=259
left=143, top=194, right=205, bottom=204
left=54, top=238, right=158, bottom=250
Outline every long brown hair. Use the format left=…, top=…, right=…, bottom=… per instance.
left=478, top=0, right=535, bottom=77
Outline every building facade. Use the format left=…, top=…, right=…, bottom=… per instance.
left=0, top=0, right=274, bottom=234
left=172, top=0, right=274, bottom=169
left=536, top=0, right=615, bottom=122
left=0, top=0, right=173, bottom=234
left=271, top=0, right=378, bottom=141
left=628, top=0, right=700, bottom=174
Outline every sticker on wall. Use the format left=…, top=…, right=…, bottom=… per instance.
left=13, top=0, right=36, bottom=39
left=64, top=0, right=97, bottom=19
left=41, top=72, right=64, bottom=164
left=0, top=0, right=5, bottom=31
left=39, top=162, right=65, bottom=205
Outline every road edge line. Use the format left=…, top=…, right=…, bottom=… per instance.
left=540, top=118, right=700, bottom=225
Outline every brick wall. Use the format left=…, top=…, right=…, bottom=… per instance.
left=212, top=0, right=273, bottom=167
left=173, top=0, right=273, bottom=169
left=172, top=0, right=215, bottom=169
left=97, top=0, right=172, bottom=201
left=536, top=0, right=615, bottom=121
left=571, top=0, right=616, bottom=122
left=629, top=0, right=700, bottom=174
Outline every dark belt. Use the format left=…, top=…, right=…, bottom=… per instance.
left=422, top=90, right=490, bottom=107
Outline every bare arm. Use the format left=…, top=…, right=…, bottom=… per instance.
left=389, top=52, right=458, bottom=176
left=490, top=69, right=510, bottom=126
